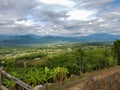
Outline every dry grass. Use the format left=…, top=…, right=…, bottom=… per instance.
left=67, top=66, right=120, bottom=90
left=86, top=71, right=120, bottom=90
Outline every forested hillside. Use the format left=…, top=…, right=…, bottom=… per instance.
left=0, top=33, right=120, bottom=46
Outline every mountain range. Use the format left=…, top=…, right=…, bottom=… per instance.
left=0, top=33, right=120, bottom=46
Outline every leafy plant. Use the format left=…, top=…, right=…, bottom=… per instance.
left=53, top=66, right=69, bottom=82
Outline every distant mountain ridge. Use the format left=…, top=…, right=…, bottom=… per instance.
left=0, top=33, right=120, bottom=46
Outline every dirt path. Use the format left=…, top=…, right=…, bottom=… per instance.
left=67, top=66, right=120, bottom=90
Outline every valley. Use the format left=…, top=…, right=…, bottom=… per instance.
left=0, top=42, right=119, bottom=90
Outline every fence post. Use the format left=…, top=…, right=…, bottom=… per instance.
left=109, top=76, right=113, bottom=90
left=0, top=67, right=34, bottom=90
left=0, top=67, right=3, bottom=88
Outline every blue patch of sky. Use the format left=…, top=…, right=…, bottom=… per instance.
left=26, top=14, right=36, bottom=20
left=110, top=0, right=120, bottom=7
left=97, top=0, right=120, bottom=16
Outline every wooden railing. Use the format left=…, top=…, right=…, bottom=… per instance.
left=0, top=67, right=34, bottom=90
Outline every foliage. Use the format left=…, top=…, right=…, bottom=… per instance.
left=15, top=52, right=46, bottom=60
left=3, top=66, right=69, bottom=88
left=3, top=79, right=16, bottom=90
left=112, top=40, right=120, bottom=65
left=52, top=66, right=69, bottom=82
left=0, top=43, right=117, bottom=89
left=45, top=47, right=114, bottom=75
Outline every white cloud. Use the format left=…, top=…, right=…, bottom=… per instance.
left=38, top=0, right=75, bottom=7
left=97, top=17, right=104, bottom=22
left=99, top=24, right=109, bottom=27
left=15, top=19, right=35, bottom=26
left=67, top=9, right=96, bottom=21
left=0, top=0, right=120, bottom=36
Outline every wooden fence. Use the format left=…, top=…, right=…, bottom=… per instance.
left=0, top=67, right=34, bottom=90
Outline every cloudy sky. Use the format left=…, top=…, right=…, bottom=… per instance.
left=0, top=0, right=120, bottom=36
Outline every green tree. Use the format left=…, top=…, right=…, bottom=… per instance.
left=53, top=66, right=69, bottom=82
left=74, top=48, right=87, bottom=74
left=112, top=40, right=120, bottom=65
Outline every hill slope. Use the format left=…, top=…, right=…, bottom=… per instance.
left=86, top=71, right=120, bottom=90
left=68, top=66, right=120, bottom=90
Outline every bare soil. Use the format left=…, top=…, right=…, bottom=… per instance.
left=68, top=66, right=120, bottom=90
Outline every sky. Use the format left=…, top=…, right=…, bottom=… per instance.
left=0, top=0, right=120, bottom=36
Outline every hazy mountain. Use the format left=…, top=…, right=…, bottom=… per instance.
left=0, top=33, right=120, bottom=46
left=79, top=33, right=120, bottom=41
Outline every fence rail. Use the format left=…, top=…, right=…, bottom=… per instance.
left=0, top=67, right=33, bottom=90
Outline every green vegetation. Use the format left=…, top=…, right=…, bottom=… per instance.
left=0, top=42, right=119, bottom=89
left=45, top=47, right=114, bottom=75
left=112, top=40, right=120, bottom=65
